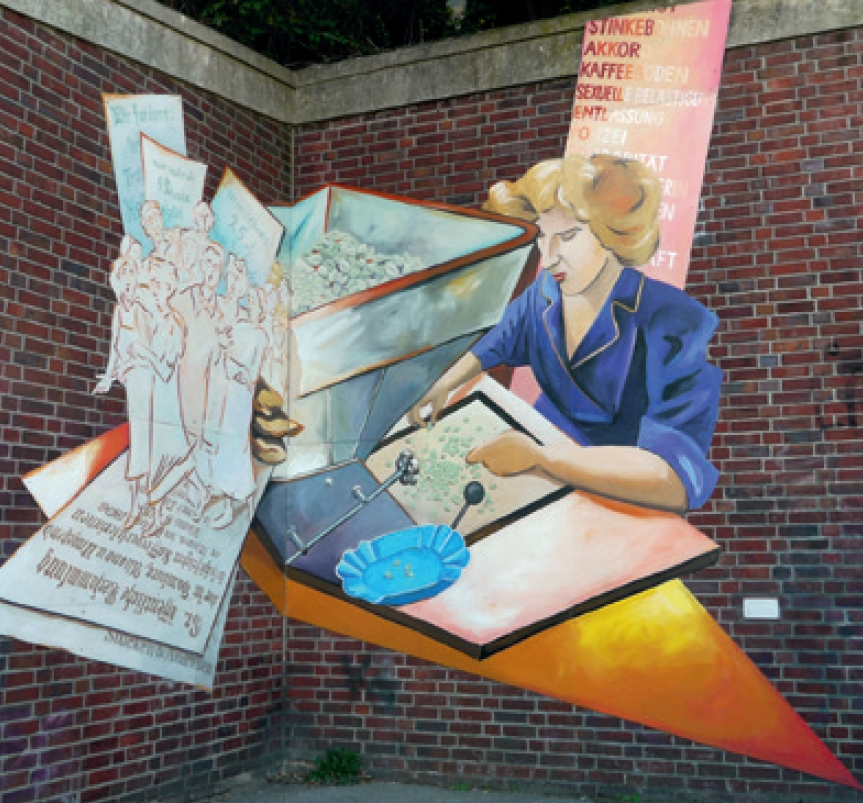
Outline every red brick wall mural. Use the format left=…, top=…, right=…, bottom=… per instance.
left=1, top=0, right=862, bottom=801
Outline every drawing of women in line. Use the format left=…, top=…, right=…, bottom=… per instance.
left=411, top=154, right=722, bottom=513
left=93, top=236, right=154, bottom=528
left=207, top=257, right=268, bottom=529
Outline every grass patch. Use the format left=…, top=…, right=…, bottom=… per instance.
left=304, top=748, right=362, bottom=785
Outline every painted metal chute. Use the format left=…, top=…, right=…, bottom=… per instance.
left=268, top=185, right=539, bottom=479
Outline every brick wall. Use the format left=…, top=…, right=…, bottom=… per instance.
left=0, top=8, right=291, bottom=802
left=291, top=28, right=863, bottom=801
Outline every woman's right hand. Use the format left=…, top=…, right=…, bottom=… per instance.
left=407, top=353, right=483, bottom=429
left=407, top=385, right=449, bottom=428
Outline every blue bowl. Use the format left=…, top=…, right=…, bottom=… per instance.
left=336, top=525, right=470, bottom=606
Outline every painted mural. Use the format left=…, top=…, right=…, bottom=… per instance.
left=1, top=0, right=861, bottom=791
left=0, top=99, right=289, bottom=685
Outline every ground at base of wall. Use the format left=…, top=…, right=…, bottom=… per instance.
left=181, top=774, right=598, bottom=803
left=168, top=770, right=840, bottom=803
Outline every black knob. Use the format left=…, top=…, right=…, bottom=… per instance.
left=451, top=481, right=486, bottom=531
left=463, top=481, right=485, bottom=506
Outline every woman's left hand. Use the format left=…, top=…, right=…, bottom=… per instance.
left=466, top=430, right=543, bottom=477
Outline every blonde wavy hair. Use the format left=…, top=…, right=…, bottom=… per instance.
left=483, top=154, right=661, bottom=267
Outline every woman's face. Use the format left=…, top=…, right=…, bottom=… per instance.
left=142, top=206, right=163, bottom=241
left=226, top=260, right=248, bottom=300
left=194, top=204, right=213, bottom=234
left=202, top=250, right=224, bottom=290
left=537, top=208, right=608, bottom=296
left=148, top=262, right=176, bottom=305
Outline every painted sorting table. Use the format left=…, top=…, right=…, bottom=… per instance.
left=252, top=377, right=719, bottom=659
left=20, top=419, right=858, bottom=788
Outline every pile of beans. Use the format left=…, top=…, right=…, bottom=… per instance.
left=292, top=230, right=426, bottom=315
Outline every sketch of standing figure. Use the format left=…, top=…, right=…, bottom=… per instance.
left=172, top=235, right=218, bottom=446
left=207, top=257, right=268, bottom=529
left=93, top=239, right=155, bottom=528
left=252, top=286, right=274, bottom=368
left=178, top=201, right=216, bottom=293
left=134, top=253, right=194, bottom=535
left=181, top=242, right=229, bottom=518
left=94, top=240, right=144, bottom=394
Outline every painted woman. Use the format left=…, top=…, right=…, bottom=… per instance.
left=259, top=281, right=287, bottom=404
left=178, top=241, right=229, bottom=516
left=93, top=236, right=155, bottom=528
left=410, top=155, right=721, bottom=512
left=207, top=258, right=268, bottom=529
left=172, top=237, right=224, bottom=447
left=133, top=251, right=194, bottom=533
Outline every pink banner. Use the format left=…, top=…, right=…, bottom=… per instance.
left=566, top=0, right=731, bottom=288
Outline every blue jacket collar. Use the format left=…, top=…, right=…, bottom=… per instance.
left=539, top=266, right=644, bottom=369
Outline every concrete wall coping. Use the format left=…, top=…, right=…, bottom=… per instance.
left=1, top=0, right=296, bottom=122
left=2, top=0, right=862, bottom=125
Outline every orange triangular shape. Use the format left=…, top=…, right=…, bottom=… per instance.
left=241, top=532, right=860, bottom=790
left=22, top=423, right=129, bottom=518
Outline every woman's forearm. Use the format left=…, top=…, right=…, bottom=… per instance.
left=102, top=311, right=123, bottom=379
left=103, top=342, right=119, bottom=380
left=437, top=352, right=483, bottom=394
left=537, top=440, right=688, bottom=513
